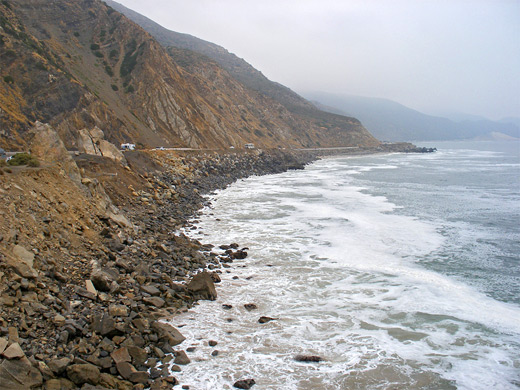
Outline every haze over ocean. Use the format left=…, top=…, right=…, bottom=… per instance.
left=172, top=140, right=520, bottom=389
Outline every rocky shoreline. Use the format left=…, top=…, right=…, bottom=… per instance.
left=0, top=144, right=316, bottom=390
left=0, top=140, right=432, bottom=389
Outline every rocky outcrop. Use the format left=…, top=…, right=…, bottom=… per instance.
left=78, top=127, right=126, bottom=163
left=29, top=121, right=83, bottom=185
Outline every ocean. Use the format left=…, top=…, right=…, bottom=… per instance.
left=171, top=140, right=520, bottom=390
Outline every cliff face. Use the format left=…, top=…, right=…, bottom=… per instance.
left=0, top=0, right=379, bottom=150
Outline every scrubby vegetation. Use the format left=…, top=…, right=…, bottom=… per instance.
left=104, top=65, right=114, bottom=76
left=7, top=152, right=40, bottom=167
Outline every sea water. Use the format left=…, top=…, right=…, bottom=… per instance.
left=171, top=141, right=520, bottom=390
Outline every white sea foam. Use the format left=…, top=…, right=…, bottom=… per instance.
left=175, top=148, right=520, bottom=390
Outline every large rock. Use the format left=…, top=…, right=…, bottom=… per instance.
left=111, top=347, right=131, bottom=365
left=186, top=272, right=217, bottom=300
left=234, top=379, right=256, bottom=389
left=116, top=361, right=136, bottom=380
left=77, top=126, right=126, bottom=163
left=99, top=139, right=126, bottom=163
left=2, top=342, right=25, bottom=359
left=143, top=296, right=165, bottom=308
left=151, top=322, right=185, bottom=346
left=294, top=355, right=322, bottom=362
left=66, top=364, right=100, bottom=386
left=29, top=121, right=82, bottom=184
left=12, top=245, right=34, bottom=267
left=173, top=350, right=190, bottom=365
left=127, top=346, right=148, bottom=366
left=43, top=378, right=76, bottom=390
left=128, top=370, right=149, bottom=384
left=0, top=337, right=8, bottom=354
left=0, top=357, right=43, bottom=389
left=7, top=245, right=38, bottom=279
left=90, top=269, right=116, bottom=292
left=77, top=128, right=101, bottom=156
left=48, top=357, right=72, bottom=375
left=91, top=314, right=123, bottom=337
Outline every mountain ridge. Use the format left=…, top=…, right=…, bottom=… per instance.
left=304, top=92, right=520, bottom=141
left=0, top=0, right=378, bottom=151
left=103, top=0, right=378, bottom=148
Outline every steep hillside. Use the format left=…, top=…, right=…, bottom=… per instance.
left=0, top=0, right=378, bottom=151
left=103, top=0, right=379, bottom=148
left=306, top=92, right=520, bottom=141
left=103, top=0, right=315, bottom=111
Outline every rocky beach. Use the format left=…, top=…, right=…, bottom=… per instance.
left=0, top=128, right=319, bottom=390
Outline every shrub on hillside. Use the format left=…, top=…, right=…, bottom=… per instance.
left=27, top=159, right=40, bottom=167
left=7, top=152, right=40, bottom=167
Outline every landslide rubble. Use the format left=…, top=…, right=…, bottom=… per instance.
left=0, top=125, right=315, bottom=389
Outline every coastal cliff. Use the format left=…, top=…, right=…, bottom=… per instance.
left=0, top=0, right=378, bottom=151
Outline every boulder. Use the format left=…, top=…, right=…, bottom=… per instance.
left=173, top=350, right=190, bottom=365
left=36, top=361, right=55, bottom=381
left=99, top=139, right=126, bottom=163
left=128, top=370, right=149, bottom=384
left=0, top=357, right=43, bottom=389
left=127, top=346, right=148, bottom=366
left=29, top=121, right=82, bottom=184
left=2, top=342, right=25, bottom=359
left=294, top=355, right=322, bottom=362
left=258, top=316, right=277, bottom=324
left=12, top=245, right=34, bottom=267
left=233, top=379, right=256, bottom=389
left=0, top=337, right=8, bottom=354
left=48, top=357, right=72, bottom=375
left=108, top=304, right=129, bottom=317
left=85, top=280, right=98, bottom=296
left=111, top=347, right=131, bottom=365
left=143, top=296, right=165, bottom=308
left=77, top=128, right=101, bottom=156
left=43, top=378, right=76, bottom=390
left=141, top=285, right=161, bottom=296
left=116, top=361, right=136, bottom=380
left=66, top=364, right=100, bottom=386
left=90, top=269, right=115, bottom=292
left=77, top=127, right=126, bottom=164
left=91, top=314, right=122, bottom=337
left=7, top=245, right=38, bottom=279
left=186, top=272, right=217, bottom=300
left=151, top=322, right=185, bottom=346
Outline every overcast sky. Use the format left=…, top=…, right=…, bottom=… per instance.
left=114, top=0, right=519, bottom=120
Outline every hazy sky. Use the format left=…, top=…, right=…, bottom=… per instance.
left=114, top=0, right=519, bottom=120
